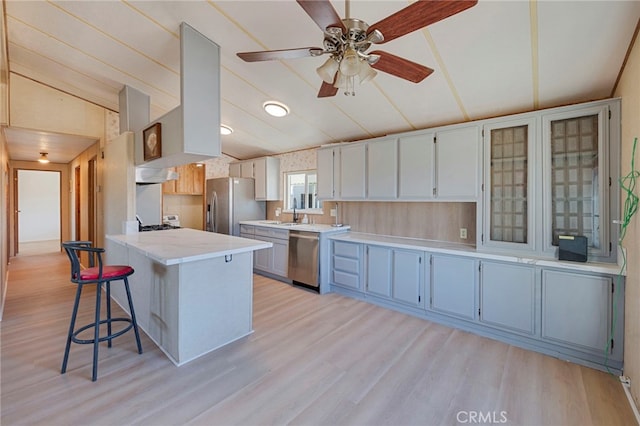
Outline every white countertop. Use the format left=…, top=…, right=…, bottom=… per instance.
left=239, top=220, right=351, bottom=234
left=329, top=232, right=624, bottom=276
left=106, top=228, right=272, bottom=265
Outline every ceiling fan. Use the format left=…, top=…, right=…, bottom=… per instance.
left=237, top=0, right=477, bottom=97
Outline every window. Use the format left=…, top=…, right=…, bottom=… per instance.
left=284, top=170, right=322, bottom=211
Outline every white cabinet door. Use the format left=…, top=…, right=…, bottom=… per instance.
left=240, top=161, right=254, bottom=178
left=435, top=126, right=480, bottom=200
left=430, top=254, right=477, bottom=320
left=229, top=162, right=241, bottom=178
left=392, top=249, right=423, bottom=307
left=367, top=138, right=398, bottom=199
left=254, top=158, right=267, bottom=200
left=340, top=143, right=366, bottom=199
left=317, top=148, right=336, bottom=200
left=398, top=132, right=435, bottom=199
left=271, top=239, right=289, bottom=277
left=366, top=246, right=392, bottom=298
left=542, top=270, right=611, bottom=353
left=254, top=245, right=270, bottom=272
left=480, top=261, right=536, bottom=335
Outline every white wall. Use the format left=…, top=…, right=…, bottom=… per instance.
left=18, top=170, right=60, bottom=242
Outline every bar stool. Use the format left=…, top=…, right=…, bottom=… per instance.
left=61, top=241, right=143, bottom=381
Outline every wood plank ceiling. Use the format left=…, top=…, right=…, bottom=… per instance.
left=3, top=0, right=640, bottom=162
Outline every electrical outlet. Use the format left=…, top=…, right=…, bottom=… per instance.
left=460, top=228, right=468, bottom=239
left=275, top=208, right=281, bottom=217
left=330, top=209, right=337, bottom=217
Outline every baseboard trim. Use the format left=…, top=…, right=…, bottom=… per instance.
left=620, top=376, right=640, bottom=424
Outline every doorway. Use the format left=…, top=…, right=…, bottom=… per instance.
left=16, top=170, right=62, bottom=255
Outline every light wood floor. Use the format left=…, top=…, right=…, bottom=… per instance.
left=17, top=239, right=61, bottom=256
left=1, top=252, right=636, bottom=426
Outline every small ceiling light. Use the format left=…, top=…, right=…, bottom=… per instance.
left=263, top=101, right=289, bottom=118
left=38, top=152, right=50, bottom=164
left=220, top=125, right=233, bottom=135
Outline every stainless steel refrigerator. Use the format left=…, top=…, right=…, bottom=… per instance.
left=205, top=177, right=266, bottom=236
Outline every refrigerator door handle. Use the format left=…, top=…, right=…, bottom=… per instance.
left=211, top=191, right=218, bottom=233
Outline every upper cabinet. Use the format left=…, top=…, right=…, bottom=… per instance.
left=478, top=98, right=620, bottom=263
left=229, top=156, right=280, bottom=201
left=316, top=124, right=480, bottom=202
left=367, top=137, right=398, bottom=200
left=435, top=126, right=481, bottom=200
left=135, top=23, right=221, bottom=169
left=163, top=163, right=205, bottom=195
left=317, top=147, right=339, bottom=200
left=398, top=132, right=435, bottom=199
left=482, top=118, right=537, bottom=253
left=339, top=143, right=367, bottom=200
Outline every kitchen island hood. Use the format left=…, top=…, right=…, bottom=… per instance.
left=135, top=167, right=178, bottom=184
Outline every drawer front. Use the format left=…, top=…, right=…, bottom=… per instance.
left=254, top=226, right=289, bottom=240
left=333, top=241, right=360, bottom=258
left=239, top=225, right=254, bottom=235
left=333, top=270, right=360, bottom=289
left=334, top=256, right=359, bottom=274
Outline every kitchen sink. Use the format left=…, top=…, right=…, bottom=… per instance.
left=260, top=220, right=282, bottom=224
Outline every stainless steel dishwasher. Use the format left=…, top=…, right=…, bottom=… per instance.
left=288, top=230, right=319, bottom=289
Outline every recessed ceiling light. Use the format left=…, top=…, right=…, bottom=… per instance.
left=263, top=101, right=289, bottom=117
left=220, top=125, right=233, bottom=135
left=38, top=152, right=50, bottom=164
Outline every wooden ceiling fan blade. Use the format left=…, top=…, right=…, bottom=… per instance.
left=318, top=81, right=338, bottom=98
left=237, top=47, right=322, bottom=62
left=368, top=0, right=477, bottom=44
left=297, top=0, right=346, bottom=33
left=369, top=51, right=434, bottom=83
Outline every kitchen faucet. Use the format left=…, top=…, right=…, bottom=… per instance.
left=292, top=206, right=299, bottom=223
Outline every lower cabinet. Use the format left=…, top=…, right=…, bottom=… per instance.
left=328, top=238, right=623, bottom=373
left=331, top=240, right=363, bottom=291
left=541, top=269, right=611, bottom=353
left=365, top=245, right=424, bottom=308
left=429, top=254, right=477, bottom=320
left=366, top=246, right=392, bottom=297
left=252, top=226, right=289, bottom=279
left=479, top=261, right=536, bottom=335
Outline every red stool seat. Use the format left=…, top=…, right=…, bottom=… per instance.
left=79, top=265, right=134, bottom=280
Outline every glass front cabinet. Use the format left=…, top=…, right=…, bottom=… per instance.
left=482, top=118, right=537, bottom=253
left=481, top=99, right=620, bottom=262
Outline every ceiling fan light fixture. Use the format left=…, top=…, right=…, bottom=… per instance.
left=263, top=101, right=290, bottom=117
left=334, top=71, right=356, bottom=96
left=38, top=152, right=50, bottom=164
left=317, top=57, right=340, bottom=83
left=339, top=47, right=360, bottom=76
left=358, top=61, right=377, bottom=84
left=220, top=124, right=233, bottom=135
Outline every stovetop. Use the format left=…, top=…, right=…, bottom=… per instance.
left=139, top=224, right=181, bottom=232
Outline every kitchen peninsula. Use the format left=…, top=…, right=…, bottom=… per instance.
left=105, top=228, right=271, bottom=366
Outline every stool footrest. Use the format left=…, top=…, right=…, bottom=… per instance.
left=71, top=318, right=134, bottom=345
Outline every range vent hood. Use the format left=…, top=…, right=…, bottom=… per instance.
left=135, top=167, right=178, bottom=184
